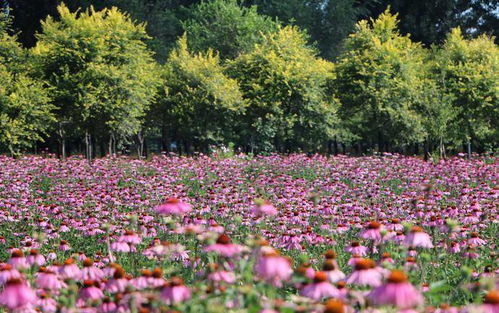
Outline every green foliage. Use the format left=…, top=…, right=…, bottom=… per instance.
left=151, top=35, right=246, bottom=150
left=334, top=9, right=427, bottom=148
left=432, top=28, right=498, bottom=149
left=228, top=26, right=337, bottom=152
left=183, top=0, right=279, bottom=60
left=32, top=4, right=159, bottom=144
left=0, top=13, right=54, bottom=155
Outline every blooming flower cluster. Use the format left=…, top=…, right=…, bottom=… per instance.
left=0, top=154, right=496, bottom=312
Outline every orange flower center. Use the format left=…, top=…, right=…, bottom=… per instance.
left=484, top=290, right=499, bottom=304
left=216, top=234, right=231, bottom=245
left=387, top=270, right=408, bottom=283
left=314, top=271, right=328, bottom=283
left=324, top=299, right=345, bottom=313
left=354, top=258, right=375, bottom=270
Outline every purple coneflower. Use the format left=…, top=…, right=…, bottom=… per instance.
left=252, top=199, right=278, bottom=217
left=480, top=290, right=499, bottom=313
left=345, top=241, right=369, bottom=256
left=255, top=250, right=293, bottom=287
left=346, top=258, right=382, bottom=287
left=404, top=226, right=433, bottom=248
left=368, top=270, right=423, bottom=309
left=361, top=221, right=383, bottom=242
left=81, top=258, right=104, bottom=281
left=301, top=271, right=340, bottom=300
left=79, top=280, right=104, bottom=300
left=8, top=249, right=29, bottom=270
left=59, top=258, right=81, bottom=280
left=204, top=234, right=243, bottom=257
left=155, top=198, right=192, bottom=216
left=0, top=278, right=37, bottom=310
left=26, top=249, right=45, bottom=267
left=160, top=277, right=191, bottom=304
left=323, top=259, right=345, bottom=283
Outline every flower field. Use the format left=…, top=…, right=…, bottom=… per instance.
left=0, top=154, right=497, bottom=313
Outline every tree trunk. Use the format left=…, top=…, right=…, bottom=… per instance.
left=467, top=139, right=472, bottom=159
left=58, top=122, right=66, bottom=160
left=85, top=130, right=92, bottom=164
left=424, top=139, right=429, bottom=162
left=137, top=130, right=145, bottom=159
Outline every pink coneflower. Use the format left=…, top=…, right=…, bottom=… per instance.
left=467, top=232, right=487, bottom=246
left=81, top=258, right=104, bottom=281
left=105, top=267, right=128, bottom=293
left=346, top=258, right=382, bottom=287
left=160, top=277, right=191, bottom=304
left=404, top=257, right=418, bottom=271
left=100, top=297, right=117, bottom=313
left=323, top=260, right=345, bottom=283
left=345, top=241, right=369, bottom=256
left=204, top=234, right=243, bottom=257
left=59, top=240, right=70, bottom=251
left=208, top=270, right=236, bottom=284
left=347, top=254, right=363, bottom=267
left=110, top=241, right=131, bottom=253
left=387, top=219, right=404, bottom=232
left=0, top=278, right=37, bottom=309
left=480, top=290, right=499, bottom=313
left=369, top=270, right=423, bottom=309
left=36, top=268, right=66, bottom=291
left=59, top=258, right=81, bottom=280
left=130, top=269, right=152, bottom=290
left=155, top=198, right=192, bottom=216
left=380, top=252, right=395, bottom=264
left=296, top=262, right=315, bottom=280
left=252, top=199, right=278, bottom=217
left=301, top=271, right=340, bottom=300
left=8, top=249, right=28, bottom=270
left=255, top=251, right=293, bottom=287
left=26, top=249, right=45, bottom=267
left=149, top=268, right=166, bottom=288
left=37, top=292, right=57, bottom=313
left=118, top=230, right=142, bottom=245
left=448, top=241, right=461, bottom=253
left=463, top=247, right=480, bottom=259
left=0, top=264, right=21, bottom=285
left=404, top=226, right=433, bottom=248
left=79, top=280, right=104, bottom=300
left=361, top=221, right=383, bottom=242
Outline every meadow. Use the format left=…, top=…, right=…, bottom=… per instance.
left=0, top=154, right=497, bottom=313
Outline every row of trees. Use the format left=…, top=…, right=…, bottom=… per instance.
left=0, top=1, right=497, bottom=158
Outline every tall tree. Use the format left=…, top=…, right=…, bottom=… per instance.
left=432, top=28, right=498, bottom=155
left=228, top=26, right=337, bottom=152
left=0, top=13, right=53, bottom=156
left=150, top=35, right=246, bottom=153
left=334, top=9, right=427, bottom=152
left=32, top=4, right=159, bottom=160
left=183, top=0, right=279, bottom=60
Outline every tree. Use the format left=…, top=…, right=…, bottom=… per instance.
left=150, top=35, right=245, bottom=153
left=183, top=0, right=279, bottom=60
left=432, top=28, right=498, bottom=155
left=228, top=26, right=337, bottom=152
left=334, top=9, right=427, bottom=152
left=32, top=4, right=159, bottom=160
left=0, top=13, right=54, bottom=156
